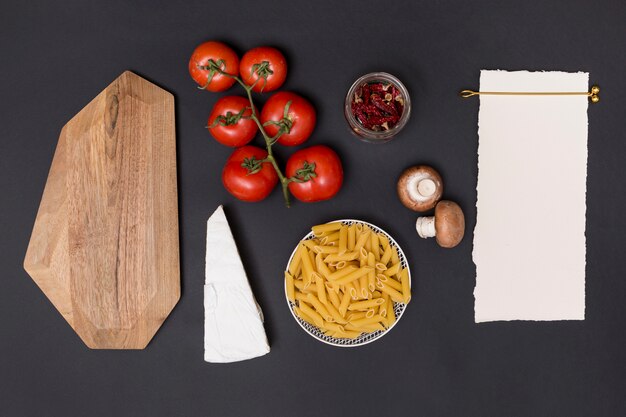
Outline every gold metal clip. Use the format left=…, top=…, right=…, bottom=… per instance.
left=460, top=85, right=600, bottom=103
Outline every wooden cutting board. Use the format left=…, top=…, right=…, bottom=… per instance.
left=24, top=71, right=180, bottom=349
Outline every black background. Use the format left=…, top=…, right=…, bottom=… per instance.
left=1, top=1, right=625, bottom=416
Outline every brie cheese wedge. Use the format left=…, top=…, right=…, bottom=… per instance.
left=204, top=205, right=270, bottom=363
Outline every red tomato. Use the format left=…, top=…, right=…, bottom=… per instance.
left=208, top=96, right=257, bottom=147
left=286, top=145, right=343, bottom=202
left=189, top=41, right=239, bottom=92
left=260, top=92, right=316, bottom=146
left=222, top=146, right=278, bottom=202
left=240, top=46, right=287, bottom=93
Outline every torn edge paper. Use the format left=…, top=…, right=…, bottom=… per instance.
left=473, top=70, right=587, bottom=323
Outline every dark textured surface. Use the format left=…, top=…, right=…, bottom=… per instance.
left=1, top=1, right=625, bottom=416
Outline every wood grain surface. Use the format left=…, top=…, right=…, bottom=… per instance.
left=24, top=71, right=180, bottom=349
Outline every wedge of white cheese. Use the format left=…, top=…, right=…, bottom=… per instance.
left=204, top=205, right=270, bottom=363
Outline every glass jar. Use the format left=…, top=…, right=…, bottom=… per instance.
left=344, top=72, right=411, bottom=143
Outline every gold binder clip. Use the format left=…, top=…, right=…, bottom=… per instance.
left=460, top=85, right=600, bottom=103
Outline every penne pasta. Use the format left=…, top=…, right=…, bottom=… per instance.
left=385, top=298, right=396, bottom=328
left=300, top=244, right=314, bottom=284
left=316, top=253, right=330, bottom=277
left=348, top=297, right=385, bottom=311
left=317, top=245, right=340, bottom=254
left=306, top=293, right=333, bottom=322
left=324, top=321, right=346, bottom=334
left=359, top=248, right=367, bottom=267
left=350, top=314, right=385, bottom=327
left=378, top=233, right=390, bottom=250
left=379, top=300, right=388, bottom=318
left=380, top=245, right=392, bottom=265
left=347, top=311, right=367, bottom=321
left=334, top=266, right=374, bottom=286
left=391, top=246, right=400, bottom=265
left=324, top=252, right=360, bottom=263
left=294, top=279, right=317, bottom=293
left=379, top=282, right=404, bottom=303
left=383, top=262, right=401, bottom=277
left=347, top=224, right=356, bottom=251
left=367, top=252, right=376, bottom=291
left=308, top=250, right=317, bottom=272
left=345, top=322, right=384, bottom=333
left=339, top=289, right=352, bottom=316
left=327, top=265, right=358, bottom=281
left=302, top=239, right=317, bottom=252
left=384, top=276, right=403, bottom=292
left=353, top=229, right=371, bottom=253
left=345, top=281, right=358, bottom=300
left=289, top=247, right=302, bottom=276
left=324, top=303, right=347, bottom=324
left=399, top=268, right=411, bottom=303
left=285, top=271, right=296, bottom=302
left=364, top=235, right=371, bottom=251
left=294, top=306, right=317, bottom=327
left=344, top=261, right=360, bottom=269
left=295, top=291, right=309, bottom=303
left=314, top=272, right=327, bottom=305
left=286, top=221, right=411, bottom=341
left=326, top=287, right=342, bottom=310
left=359, top=274, right=369, bottom=299
left=338, top=225, right=348, bottom=254
left=324, top=231, right=340, bottom=243
left=380, top=292, right=389, bottom=318
left=353, top=278, right=362, bottom=300
left=298, top=302, right=325, bottom=328
left=312, top=222, right=343, bottom=236
left=370, top=233, right=380, bottom=260
left=293, top=262, right=302, bottom=279
left=334, top=261, right=347, bottom=269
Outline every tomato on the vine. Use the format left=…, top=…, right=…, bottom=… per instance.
left=222, top=146, right=278, bottom=202
left=189, top=41, right=239, bottom=92
left=260, top=92, right=316, bottom=146
left=286, top=145, right=343, bottom=202
left=240, top=46, right=287, bottom=93
left=208, top=96, right=257, bottom=147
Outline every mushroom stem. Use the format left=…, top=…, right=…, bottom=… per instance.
left=407, top=176, right=436, bottom=202
left=416, top=216, right=436, bottom=238
left=417, top=178, right=436, bottom=197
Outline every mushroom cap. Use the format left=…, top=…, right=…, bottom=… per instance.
left=396, top=165, right=443, bottom=212
left=434, top=200, right=465, bottom=248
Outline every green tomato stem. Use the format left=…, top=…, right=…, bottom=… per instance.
left=214, top=67, right=292, bottom=207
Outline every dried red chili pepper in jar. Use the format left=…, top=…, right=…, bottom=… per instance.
left=344, top=72, right=411, bottom=143
left=351, top=82, right=405, bottom=131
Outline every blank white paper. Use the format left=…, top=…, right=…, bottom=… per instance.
left=473, top=70, right=587, bottom=323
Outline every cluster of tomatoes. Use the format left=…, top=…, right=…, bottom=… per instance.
left=189, top=41, right=343, bottom=205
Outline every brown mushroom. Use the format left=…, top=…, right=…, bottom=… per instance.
left=397, top=165, right=443, bottom=212
left=415, top=200, right=465, bottom=248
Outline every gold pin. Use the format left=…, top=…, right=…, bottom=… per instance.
left=460, top=85, right=600, bottom=103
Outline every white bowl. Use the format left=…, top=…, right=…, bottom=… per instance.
left=285, top=219, right=411, bottom=347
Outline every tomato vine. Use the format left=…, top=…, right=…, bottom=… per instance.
left=204, top=59, right=306, bottom=207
